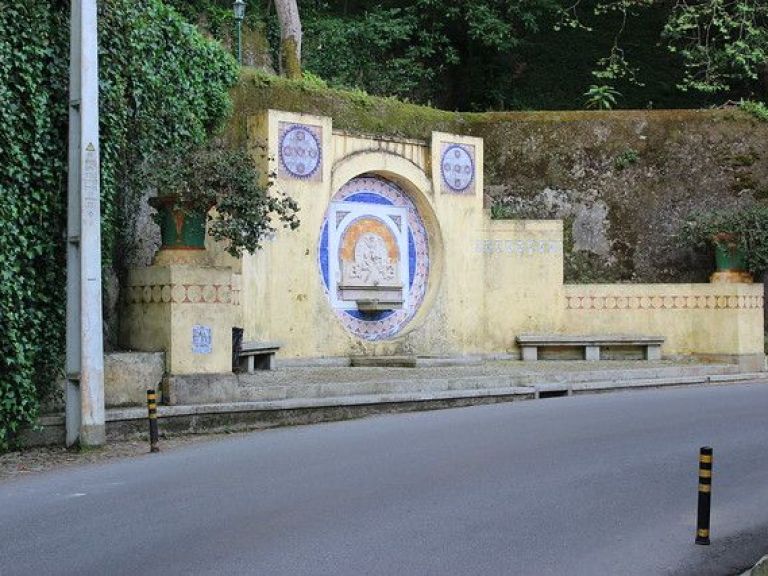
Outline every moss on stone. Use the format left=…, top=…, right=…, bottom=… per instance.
left=225, top=70, right=768, bottom=283
left=280, top=38, right=302, bottom=80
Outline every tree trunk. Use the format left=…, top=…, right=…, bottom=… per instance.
left=275, top=0, right=302, bottom=79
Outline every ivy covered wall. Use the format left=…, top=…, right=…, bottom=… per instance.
left=0, top=1, right=237, bottom=448
left=0, top=2, right=69, bottom=447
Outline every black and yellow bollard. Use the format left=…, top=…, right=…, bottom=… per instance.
left=695, top=446, right=713, bottom=545
left=146, top=389, right=160, bottom=453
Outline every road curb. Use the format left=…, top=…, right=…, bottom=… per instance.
left=20, top=370, right=768, bottom=447
left=740, top=554, right=768, bottom=576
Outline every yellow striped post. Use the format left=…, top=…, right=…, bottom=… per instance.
left=146, top=389, right=160, bottom=453
left=695, top=446, right=712, bottom=545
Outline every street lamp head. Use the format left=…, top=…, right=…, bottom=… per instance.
left=233, top=0, right=246, bottom=22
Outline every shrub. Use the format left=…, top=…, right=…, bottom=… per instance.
left=681, top=206, right=768, bottom=274
left=0, top=0, right=237, bottom=450
left=145, top=146, right=300, bottom=257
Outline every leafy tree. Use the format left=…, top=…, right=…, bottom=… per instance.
left=276, top=0, right=303, bottom=78
left=158, top=0, right=768, bottom=109
left=300, top=0, right=561, bottom=107
left=561, top=0, right=768, bottom=97
left=303, top=6, right=430, bottom=100
left=664, top=0, right=768, bottom=93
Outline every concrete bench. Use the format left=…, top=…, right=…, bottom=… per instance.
left=238, top=341, right=280, bottom=372
left=516, top=334, right=664, bottom=362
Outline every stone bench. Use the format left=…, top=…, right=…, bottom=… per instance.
left=238, top=341, right=280, bottom=372
left=516, top=334, right=664, bottom=362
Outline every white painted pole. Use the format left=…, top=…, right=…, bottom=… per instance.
left=66, top=0, right=105, bottom=447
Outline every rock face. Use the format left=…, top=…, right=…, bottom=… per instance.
left=104, top=352, right=165, bottom=408
left=476, top=110, right=768, bottom=283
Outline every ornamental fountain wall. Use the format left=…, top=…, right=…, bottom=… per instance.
left=121, top=109, right=764, bottom=373
left=240, top=110, right=763, bottom=368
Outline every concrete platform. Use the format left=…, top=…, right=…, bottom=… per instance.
left=162, top=360, right=747, bottom=405
left=21, top=360, right=768, bottom=447
left=350, top=355, right=485, bottom=368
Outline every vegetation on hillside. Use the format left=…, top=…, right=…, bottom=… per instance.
left=169, top=0, right=767, bottom=111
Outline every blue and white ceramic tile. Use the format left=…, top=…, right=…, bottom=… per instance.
left=440, top=142, right=475, bottom=194
left=278, top=122, right=322, bottom=181
left=318, top=176, right=430, bottom=341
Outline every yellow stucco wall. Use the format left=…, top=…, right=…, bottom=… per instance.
left=482, top=220, right=565, bottom=352
left=236, top=110, right=763, bottom=365
left=120, top=109, right=765, bottom=372
left=563, top=284, right=764, bottom=359
left=121, top=265, right=241, bottom=374
left=242, top=111, right=506, bottom=357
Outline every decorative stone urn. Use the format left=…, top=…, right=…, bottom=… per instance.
left=711, top=240, right=752, bottom=284
left=149, top=196, right=207, bottom=251
left=122, top=198, right=240, bottom=377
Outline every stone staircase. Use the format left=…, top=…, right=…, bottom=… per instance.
left=25, top=360, right=766, bottom=447
left=162, top=360, right=752, bottom=406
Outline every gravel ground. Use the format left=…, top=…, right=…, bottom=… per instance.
left=0, top=433, right=238, bottom=483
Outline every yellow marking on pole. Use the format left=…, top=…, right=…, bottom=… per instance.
left=699, top=484, right=711, bottom=493
left=699, top=455, right=712, bottom=463
left=699, top=469, right=712, bottom=478
left=697, top=529, right=709, bottom=537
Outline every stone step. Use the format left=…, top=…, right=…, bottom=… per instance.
left=104, top=369, right=768, bottom=423
left=25, top=369, right=767, bottom=448
left=234, top=363, right=743, bottom=403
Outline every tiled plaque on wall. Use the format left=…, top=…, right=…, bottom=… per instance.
left=440, top=142, right=475, bottom=195
left=278, top=122, right=323, bottom=182
left=191, top=325, right=212, bottom=354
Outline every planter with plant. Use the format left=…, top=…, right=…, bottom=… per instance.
left=145, top=145, right=300, bottom=257
left=681, top=206, right=768, bottom=283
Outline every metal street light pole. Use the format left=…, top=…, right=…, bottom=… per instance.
left=233, top=0, right=246, bottom=64
left=66, top=0, right=105, bottom=447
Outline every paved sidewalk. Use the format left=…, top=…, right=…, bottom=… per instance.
left=17, top=359, right=768, bottom=449
left=742, top=555, right=768, bottom=576
left=5, top=360, right=768, bottom=484
left=162, top=359, right=753, bottom=405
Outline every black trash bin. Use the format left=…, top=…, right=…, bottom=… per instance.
left=232, top=327, right=244, bottom=372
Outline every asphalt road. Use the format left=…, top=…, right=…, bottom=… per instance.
left=2, top=383, right=768, bottom=576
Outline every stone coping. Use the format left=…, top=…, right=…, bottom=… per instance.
left=240, top=341, right=281, bottom=352
left=114, top=371, right=768, bottom=422
left=517, top=334, right=665, bottom=345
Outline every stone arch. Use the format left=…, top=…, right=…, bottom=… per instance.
left=331, top=150, right=433, bottom=200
